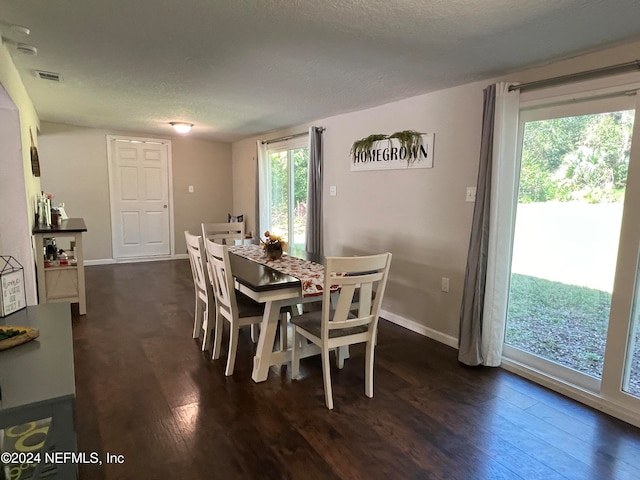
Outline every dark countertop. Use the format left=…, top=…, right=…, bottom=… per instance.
left=33, top=217, right=87, bottom=234
left=0, top=303, right=75, bottom=411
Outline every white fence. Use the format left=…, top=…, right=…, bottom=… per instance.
left=511, top=202, right=623, bottom=293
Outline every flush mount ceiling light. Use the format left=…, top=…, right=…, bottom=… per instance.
left=170, top=122, right=193, bottom=134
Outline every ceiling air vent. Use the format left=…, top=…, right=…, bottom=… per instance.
left=35, top=70, right=62, bottom=82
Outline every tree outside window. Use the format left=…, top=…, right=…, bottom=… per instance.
left=268, top=146, right=309, bottom=250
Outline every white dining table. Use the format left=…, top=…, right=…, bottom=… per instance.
left=228, top=245, right=330, bottom=382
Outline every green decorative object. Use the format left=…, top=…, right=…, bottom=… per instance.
left=388, top=130, right=424, bottom=163
left=350, top=134, right=387, bottom=160
left=351, top=130, right=425, bottom=164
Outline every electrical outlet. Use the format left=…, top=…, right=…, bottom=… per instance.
left=466, top=186, right=476, bottom=202
left=188, top=185, right=194, bottom=193
left=330, top=185, right=337, bottom=196
left=441, top=277, right=450, bottom=293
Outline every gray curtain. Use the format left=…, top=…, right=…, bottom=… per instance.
left=305, top=126, right=323, bottom=255
left=458, top=84, right=496, bottom=366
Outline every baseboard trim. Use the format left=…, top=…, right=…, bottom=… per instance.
left=380, top=309, right=458, bottom=348
left=84, top=259, right=116, bottom=266
left=85, top=254, right=188, bottom=266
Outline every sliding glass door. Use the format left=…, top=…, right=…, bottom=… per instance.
left=265, top=143, right=309, bottom=251
left=504, top=88, right=640, bottom=409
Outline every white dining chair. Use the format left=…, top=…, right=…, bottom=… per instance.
left=203, top=238, right=269, bottom=375
left=184, top=231, right=214, bottom=352
left=201, top=221, right=245, bottom=246
left=201, top=220, right=261, bottom=339
left=291, top=252, right=392, bottom=409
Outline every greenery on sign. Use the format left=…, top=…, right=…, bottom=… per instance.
left=351, top=130, right=424, bottom=163
left=388, top=130, right=424, bottom=157
left=519, top=111, right=633, bottom=203
left=350, top=134, right=387, bottom=160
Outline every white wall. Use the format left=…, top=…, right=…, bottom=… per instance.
left=39, top=122, right=233, bottom=261
left=231, top=139, right=260, bottom=238
left=172, top=136, right=233, bottom=250
left=37, top=123, right=113, bottom=261
left=0, top=42, right=40, bottom=304
left=232, top=84, right=482, bottom=342
left=232, top=39, right=640, bottom=344
left=321, top=85, right=483, bottom=340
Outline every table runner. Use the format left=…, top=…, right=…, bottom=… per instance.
left=229, top=244, right=329, bottom=297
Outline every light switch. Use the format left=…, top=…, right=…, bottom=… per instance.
left=441, top=277, right=450, bottom=293
left=330, top=185, right=337, bottom=196
left=466, top=186, right=476, bottom=202
left=188, top=185, right=194, bottom=193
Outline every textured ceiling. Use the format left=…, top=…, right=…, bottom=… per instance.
left=1, top=0, right=640, bottom=142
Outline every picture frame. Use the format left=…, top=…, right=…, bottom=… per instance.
left=1, top=256, right=27, bottom=317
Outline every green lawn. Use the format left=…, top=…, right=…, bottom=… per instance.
left=506, top=273, right=611, bottom=378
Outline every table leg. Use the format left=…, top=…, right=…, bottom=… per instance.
left=251, top=299, right=284, bottom=382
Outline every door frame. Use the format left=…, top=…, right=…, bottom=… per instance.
left=106, top=135, right=175, bottom=261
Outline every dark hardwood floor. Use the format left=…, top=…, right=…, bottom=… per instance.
left=72, top=260, right=640, bottom=479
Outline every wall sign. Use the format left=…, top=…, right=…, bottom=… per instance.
left=1, top=256, right=27, bottom=317
left=351, top=133, right=434, bottom=172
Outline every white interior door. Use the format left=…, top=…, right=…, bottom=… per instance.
left=108, top=137, right=172, bottom=259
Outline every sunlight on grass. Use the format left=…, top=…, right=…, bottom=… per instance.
left=506, top=274, right=610, bottom=378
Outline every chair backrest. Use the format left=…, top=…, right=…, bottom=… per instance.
left=185, top=231, right=208, bottom=296
left=322, top=253, right=392, bottom=336
left=201, top=221, right=245, bottom=246
left=203, top=238, right=237, bottom=322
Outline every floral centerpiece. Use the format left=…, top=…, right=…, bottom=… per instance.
left=261, top=231, right=287, bottom=260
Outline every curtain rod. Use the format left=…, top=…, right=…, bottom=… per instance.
left=261, top=127, right=325, bottom=145
left=508, top=60, right=640, bottom=93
